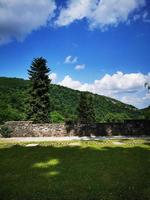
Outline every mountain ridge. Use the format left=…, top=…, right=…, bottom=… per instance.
left=0, top=77, right=144, bottom=123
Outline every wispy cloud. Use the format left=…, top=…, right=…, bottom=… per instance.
left=64, top=55, right=78, bottom=64
left=75, top=64, right=85, bottom=70
left=55, top=0, right=146, bottom=30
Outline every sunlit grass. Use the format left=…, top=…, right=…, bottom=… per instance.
left=33, top=159, right=59, bottom=168
left=0, top=139, right=150, bottom=200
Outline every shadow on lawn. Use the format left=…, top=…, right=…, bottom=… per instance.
left=0, top=144, right=150, bottom=200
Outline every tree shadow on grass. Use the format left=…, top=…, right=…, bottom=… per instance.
left=0, top=144, right=150, bottom=200
left=144, top=141, right=150, bottom=146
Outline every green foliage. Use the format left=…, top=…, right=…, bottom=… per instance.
left=0, top=141, right=150, bottom=200
left=145, top=110, right=150, bottom=120
left=0, top=77, right=29, bottom=88
left=77, top=93, right=96, bottom=123
left=27, top=57, right=51, bottom=123
left=141, top=106, right=150, bottom=120
left=0, top=77, right=143, bottom=124
left=0, top=125, right=12, bottom=138
left=0, top=78, right=28, bottom=124
left=51, top=111, right=64, bottom=123
left=103, top=113, right=130, bottom=122
left=0, top=101, right=25, bottom=124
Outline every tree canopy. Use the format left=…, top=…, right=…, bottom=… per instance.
left=0, top=77, right=144, bottom=124
left=27, top=57, right=51, bottom=123
left=77, top=93, right=96, bottom=123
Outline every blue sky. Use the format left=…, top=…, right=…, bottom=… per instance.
left=0, top=0, right=150, bottom=108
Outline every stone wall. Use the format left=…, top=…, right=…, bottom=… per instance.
left=4, top=121, right=68, bottom=137
left=3, top=120, right=150, bottom=137
left=66, top=120, right=150, bottom=136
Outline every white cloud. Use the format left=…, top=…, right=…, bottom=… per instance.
left=0, top=0, right=56, bottom=44
left=142, top=11, right=150, bottom=23
left=133, top=10, right=150, bottom=22
left=143, top=11, right=148, bottom=19
left=122, top=93, right=150, bottom=108
left=58, top=71, right=150, bottom=108
left=55, top=0, right=95, bottom=26
left=64, top=55, right=78, bottom=64
left=56, top=0, right=146, bottom=30
left=133, top=14, right=141, bottom=21
left=89, top=0, right=146, bottom=30
left=58, top=75, right=82, bottom=90
left=49, top=72, right=57, bottom=83
left=75, top=64, right=85, bottom=70
left=0, top=0, right=147, bottom=44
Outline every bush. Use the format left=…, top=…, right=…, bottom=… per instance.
left=51, top=111, right=64, bottom=123
left=0, top=125, right=12, bottom=138
left=104, top=113, right=130, bottom=123
left=144, top=110, right=150, bottom=120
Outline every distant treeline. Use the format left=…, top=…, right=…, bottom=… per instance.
left=0, top=77, right=149, bottom=124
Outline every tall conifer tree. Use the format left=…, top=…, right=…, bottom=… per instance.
left=77, top=92, right=96, bottom=123
left=27, top=57, right=51, bottom=123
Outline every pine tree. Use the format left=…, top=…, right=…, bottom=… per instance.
left=87, top=95, right=96, bottom=123
left=77, top=92, right=96, bottom=123
left=27, top=57, right=51, bottom=123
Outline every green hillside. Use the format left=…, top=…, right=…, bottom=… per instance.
left=140, top=106, right=150, bottom=119
left=0, top=77, right=143, bottom=124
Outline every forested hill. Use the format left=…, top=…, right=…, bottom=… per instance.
left=140, top=106, right=150, bottom=119
left=0, top=77, right=144, bottom=123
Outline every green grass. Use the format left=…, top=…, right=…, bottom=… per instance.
left=0, top=139, right=150, bottom=200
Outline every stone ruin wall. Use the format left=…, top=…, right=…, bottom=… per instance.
left=2, top=120, right=150, bottom=137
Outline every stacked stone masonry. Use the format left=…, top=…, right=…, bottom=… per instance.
left=3, top=120, right=150, bottom=137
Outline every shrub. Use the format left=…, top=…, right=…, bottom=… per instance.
left=144, top=110, right=150, bottom=120
left=0, top=125, right=12, bottom=138
left=104, top=113, right=130, bottom=123
left=51, top=111, right=64, bottom=123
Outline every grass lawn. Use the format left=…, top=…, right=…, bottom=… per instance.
left=0, top=139, right=150, bottom=200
